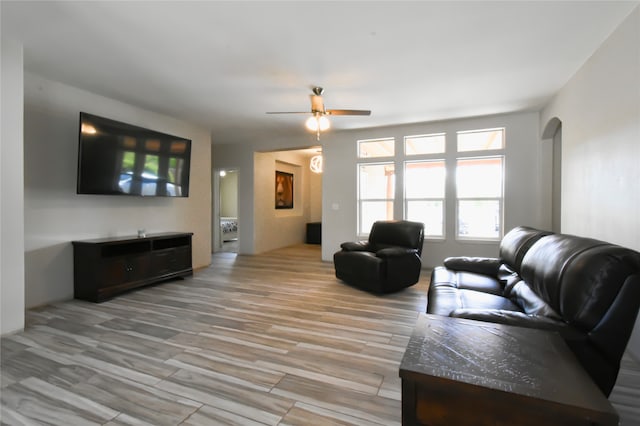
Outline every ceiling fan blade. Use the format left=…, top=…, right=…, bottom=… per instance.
left=266, top=111, right=311, bottom=114
left=326, top=109, right=371, bottom=116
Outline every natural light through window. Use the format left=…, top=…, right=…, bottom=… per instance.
left=405, top=160, right=445, bottom=237
left=358, top=162, right=395, bottom=235
left=358, top=138, right=395, bottom=158
left=405, top=133, right=445, bottom=156
left=355, top=127, right=506, bottom=241
left=457, top=128, right=504, bottom=152
left=456, top=156, right=504, bottom=239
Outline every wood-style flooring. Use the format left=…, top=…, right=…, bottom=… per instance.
left=1, top=244, right=639, bottom=425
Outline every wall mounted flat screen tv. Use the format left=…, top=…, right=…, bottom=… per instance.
left=77, top=112, right=191, bottom=197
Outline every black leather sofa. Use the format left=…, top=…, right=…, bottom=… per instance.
left=334, top=220, right=424, bottom=294
left=428, top=226, right=640, bottom=396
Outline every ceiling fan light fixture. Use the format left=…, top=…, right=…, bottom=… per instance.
left=305, top=115, right=330, bottom=132
left=267, top=87, right=370, bottom=141
left=310, top=93, right=325, bottom=112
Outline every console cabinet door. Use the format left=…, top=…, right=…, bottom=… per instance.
left=101, top=254, right=151, bottom=288
left=152, top=247, right=191, bottom=276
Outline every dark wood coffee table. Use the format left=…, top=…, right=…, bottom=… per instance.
left=399, top=314, right=618, bottom=425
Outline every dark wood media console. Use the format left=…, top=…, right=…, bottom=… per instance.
left=72, top=232, right=193, bottom=302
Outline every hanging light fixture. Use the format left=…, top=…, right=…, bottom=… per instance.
left=305, top=114, right=330, bottom=141
left=266, top=86, right=371, bottom=141
left=305, top=115, right=330, bottom=131
left=309, top=154, right=323, bottom=174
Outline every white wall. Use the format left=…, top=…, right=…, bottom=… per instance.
left=541, top=7, right=640, bottom=358
left=23, top=72, right=212, bottom=308
left=322, top=111, right=547, bottom=267
left=220, top=171, right=238, bottom=218
left=1, top=37, right=26, bottom=334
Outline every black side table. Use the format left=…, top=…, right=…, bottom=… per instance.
left=306, top=222, right=321, bottom=244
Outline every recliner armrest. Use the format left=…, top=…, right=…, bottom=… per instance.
left=444, top=257, right=501, bottom=276
left=340, top=241, right=371, bottom=252
left=376, top=247, right=418, bottom=258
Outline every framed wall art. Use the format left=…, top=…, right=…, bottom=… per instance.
left=275, top=171, right=293, bottom=209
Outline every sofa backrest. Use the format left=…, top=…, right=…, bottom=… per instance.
left=520, top=232, right=640, bottom=393
left=521, top=234, right=640, bottom=329
left=369, top=220, right=425, bottom=256
left=499, top=226, right=553, bottom=272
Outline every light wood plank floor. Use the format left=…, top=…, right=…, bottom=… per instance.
left=1, top=244, right=639, bottom=425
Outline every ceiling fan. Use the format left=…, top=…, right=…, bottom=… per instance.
left=267, top=87, right=371, bottom=140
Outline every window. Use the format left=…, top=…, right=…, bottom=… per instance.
left=403, top=133, right=447, bottom=237
left=355, top=127, right=505, bottom=241
left=405, top=133, right=445, bottom=156
left=456, top=156, right=504, bottom=239
left=404, top=160, right=445, bottom=237
left=358, top=138, right=394, bottom=158
left=457, top=128, right=504, bottom=152
left=455, top=128, right=504, bottom=240
left=358, top=162, right=395, bottom=235
left=357, top=138, right=396, bottom=235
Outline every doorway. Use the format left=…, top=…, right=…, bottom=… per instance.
left=543, top=117, right=562, bottom=233
left=219, top=169, right=239, bottom=253
left=551, top=125, right=562, bottom=233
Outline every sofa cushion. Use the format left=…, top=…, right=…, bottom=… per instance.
left=506, top=280, right=562, bottom=319
left=448, top=309, right=576, bottom=336
left=443, top=256, right=501, bottom=277
left=430, top=266, right=503, bottom=295
left=458, top=289, right=522, bottom=311
left=499, top=226, right=553, bottom=272
left=427, top=286, right=522, bottom=316
left=427, top=266, right=519, bottom=317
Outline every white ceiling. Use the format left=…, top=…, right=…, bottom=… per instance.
left=2, top=1, right=637, bottom=144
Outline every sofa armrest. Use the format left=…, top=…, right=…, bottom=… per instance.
left=376, top=247, right=418, bottom=258
left=449, top=309, right=582, bottom=339
left=340, top=241, right=371, bottom=252
left=443, top=257, right=502, bottom=276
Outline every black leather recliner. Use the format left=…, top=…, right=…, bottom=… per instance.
left=428, top=226, right=640, bottom=396
left=334, top=220, right=425, bottom=294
